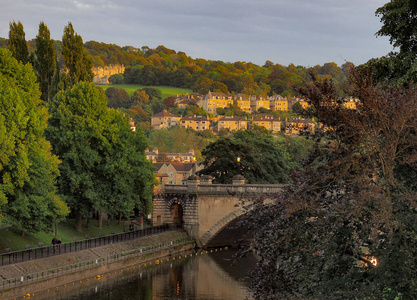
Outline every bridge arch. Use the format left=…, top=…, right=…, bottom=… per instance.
left=200, top=207, right=247, bottom=247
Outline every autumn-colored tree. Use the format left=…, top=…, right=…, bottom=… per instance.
left=242, top=67, right=417, bottom=299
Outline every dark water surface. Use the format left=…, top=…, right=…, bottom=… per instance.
left=31, top=248, right=256, bottom=300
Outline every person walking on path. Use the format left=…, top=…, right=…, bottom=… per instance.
left=57, top=238, right=62, bottom=253
left=51, top=236, right=58, bottom=253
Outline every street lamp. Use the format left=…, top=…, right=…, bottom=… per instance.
left=237, top=156, right=241, bottom=175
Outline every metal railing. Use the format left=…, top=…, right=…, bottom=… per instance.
left=0, top=236, right=194, bottom=290
left=0, top=224, right=171, bottom=267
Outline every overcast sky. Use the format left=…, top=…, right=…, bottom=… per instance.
left=1, top=0, right=394, bottom=67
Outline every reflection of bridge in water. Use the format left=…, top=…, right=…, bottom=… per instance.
left=153, top=175, right=286, bottom=247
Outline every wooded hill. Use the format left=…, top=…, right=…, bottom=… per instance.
left=0, top=37, right=349, bottom=97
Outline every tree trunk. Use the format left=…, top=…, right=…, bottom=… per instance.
left=86, top=217, right=90, bottom=229
left=118, top=213, right=122, bottom=226
left=21, top=230, right=25, bottom=238
left=75, top=212, right=83, bottom=232
left=107, top=218, right=110, bottom=226
left=98, top=211, right=103, bottom=229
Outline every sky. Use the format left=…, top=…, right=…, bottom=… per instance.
left=1, top=0, right=395, bottom=67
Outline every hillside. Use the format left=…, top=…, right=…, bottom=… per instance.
left=0, top=36, right=349, bottom=97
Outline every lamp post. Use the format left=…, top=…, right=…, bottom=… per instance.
left=237, top=156, right=241, bottom=175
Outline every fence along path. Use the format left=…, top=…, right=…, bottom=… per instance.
left=0, top=225, right=170, bottom=267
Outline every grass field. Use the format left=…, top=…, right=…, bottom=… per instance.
left=0, top=218, right=147, bottom=252
left=96, top=84, right=193, bottom=99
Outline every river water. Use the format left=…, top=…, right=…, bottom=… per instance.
left=32, top=248, right=257, bottom=300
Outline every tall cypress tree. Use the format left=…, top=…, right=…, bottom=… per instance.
left=8, top=21, right=28, bottom=65
left=62, top=22, right=93, bottom=85
left=35, top=22, right=56, bottom=102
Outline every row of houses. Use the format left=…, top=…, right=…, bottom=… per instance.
left=151, top=110, right=315, bottom=135
left=174, top=92, right=359, bottom=116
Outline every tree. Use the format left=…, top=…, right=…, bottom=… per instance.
left=131, top=90, right=150, bottom=106
left=34, top=22, right=56, bottom=102
left=105, top=87, right=132, bottom=108
left=47, top=82, right=155, bottom=231
left=8, top=21, right=28, bottom=65
left=366, top=1, right=417, bottom=85
left=0, top=49, right=68, bottom=233
left=376, top=0, right=417, bottom=53
left=108, top=73, right=124, bottom=84
left=62, top=22, right=93, bottom=85
left=242, top=68, right=417, bottom=299
left=199, top=130, right=294, bottom=184
left=292, top=101, right=303, bottom=115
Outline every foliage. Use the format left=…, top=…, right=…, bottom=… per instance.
left=147, top=126, right=210, bottom=160
left=105, top=86, right=132, bottom=109
left=108, top=73, right=124, bottom=84
left=7, top=21, right=28, bottom=65
left=47, top=82, right=155, bottom=231
left=241, top=67, right=417, bottom=299
left=34, top=22, right=56, bottom=102
left=199, top=130, right=294, bottom=184
left=0, top=48, right=68, bottom=232
left=61, top=22, right=93, bottom=85
left=365, top=1, right=417, bottom=86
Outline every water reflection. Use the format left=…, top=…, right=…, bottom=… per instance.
left=31, top=248, right=255, bottom=300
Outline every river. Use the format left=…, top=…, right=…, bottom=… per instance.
left=30, top=247, right=257, bottom=300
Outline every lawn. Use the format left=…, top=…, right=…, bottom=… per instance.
left=0, top=218, right=146, bottom=252
left=96, top=84, right=193, bottom=99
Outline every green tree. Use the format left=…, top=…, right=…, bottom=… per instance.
left=8, top=21, right=28, bottom=64
left=47, top=82, right=154, bottom=231
left=0, top=49, right=68, bottom=234
left=199, top=130, right=294, bottom=184
left=105, top=87, right=132, bottom=108
left=62, top=22, right=93, bottom=85
left=366, top=0, right=417, bottom=85
left=108, top=73, right=124, bottom=84
left=34, top=21, right=56, bottom=102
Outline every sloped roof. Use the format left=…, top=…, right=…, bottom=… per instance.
left=253, top=115, right=281, bottom=122
left=218, top=115, right=245, bottom=122
left=180, top=115, right=208, bottom=121
left=152, top=110, right=178, bottom=118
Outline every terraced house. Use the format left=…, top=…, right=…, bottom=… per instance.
left=250, top=95, right=270, bottom=112
left=180, top=115, right=210, bottom=131
left=252, top=115, right=282, bottom=133
left=285, top=117, right=316, bottom=135
left=217, top=115, right=248, bottom=132
left=200, top=91, right=233, bottom=115
left=233, top=93, right=251, bottom=113
left=151, top=110, right=180, bottom=129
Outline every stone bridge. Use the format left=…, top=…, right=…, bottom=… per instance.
left=152, top=175, right=286, bottom=247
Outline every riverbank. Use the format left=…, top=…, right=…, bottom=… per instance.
left=0, top=230, right=195, bottom=299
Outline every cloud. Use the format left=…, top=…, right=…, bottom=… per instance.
left=0, top=0, right=393, bottom=66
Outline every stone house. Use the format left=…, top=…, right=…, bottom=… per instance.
left=180, top=115, right=210, bottom=131
left=200, top=91, right=233, bottom=115
left=252, top=115, right=282, bottom=133
left=153, top=162, right=204, bottom=185
left=285, top=117, right=316, bottom=135
left=151, top=110, right=180, bottom=129
left=233, top=93, right=251, bottom=113
left=250, top=95, right=270, bottom=113
left=217, top=115, right=248, bottom=132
